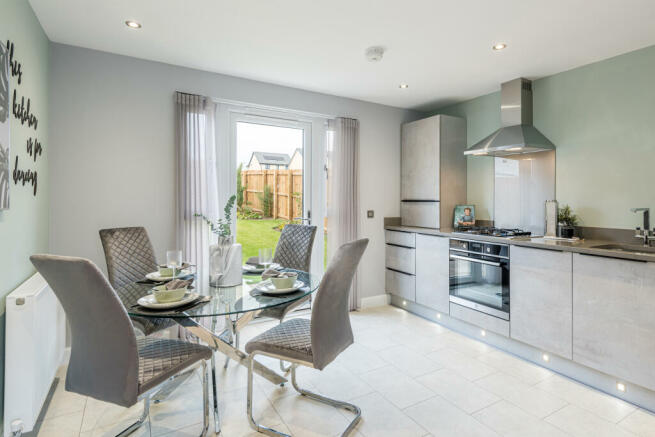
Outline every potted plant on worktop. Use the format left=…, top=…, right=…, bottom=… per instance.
left=558, top=204, right=578, bottom=238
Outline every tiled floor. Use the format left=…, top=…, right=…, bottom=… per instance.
left=31, top=305, right=655, bottom=437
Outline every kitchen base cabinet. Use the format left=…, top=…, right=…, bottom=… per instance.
left=573, top=253, right=655, bottom=391
left=385, top=269, right=416, bottom=302
left=510, top=246, right=573, bottom=359
left=450, top=303, right=509, bottom=337
left=385, top=244, right=416, bottom=275
left=415, top=234, right=449, bottom=314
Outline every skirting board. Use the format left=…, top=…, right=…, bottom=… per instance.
left=360, top=293, right=390, bottom=309
left=389, top=294, right=655, bottom=413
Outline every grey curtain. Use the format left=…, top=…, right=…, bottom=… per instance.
left=175, top=92, right=219, bottom=276
left=327, top=117, right=361, bottom=310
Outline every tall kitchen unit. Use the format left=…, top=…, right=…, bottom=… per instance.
left=401, top=114, right=467, bottom=228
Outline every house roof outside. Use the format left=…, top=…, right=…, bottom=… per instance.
left=249, top=151, right=291, bottom=167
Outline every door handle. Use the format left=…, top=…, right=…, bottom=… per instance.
left=449, top=254, right=501, bottom=267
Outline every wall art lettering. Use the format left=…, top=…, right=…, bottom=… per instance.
left=0, top=39, right=10, bottom=209
left=12, top=89, right=38, bottom=129
left=26, top=137, right=42, bottom=162
left=5, top=40, right=22, bottom=85
left=12, top=155, right=37, bottom=196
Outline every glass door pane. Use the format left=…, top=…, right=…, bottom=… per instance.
left=235, top=120, right=306, bottom=264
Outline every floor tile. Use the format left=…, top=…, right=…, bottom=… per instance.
left=35, top=411, right=84, bottom=437
left=426, top=348, right=496, bottom=381
left=359, top=366, right=435, bottom=409
left=474, top=400, right=569, bottom=437
left=377, top=345, right=443, bottom=378
left=477, top=350, right=553, bottom=385
left=295, top=363, right=374, bottom=401
left=619, top=409, right=655, bottom=437
left=350, top=392, right=427, bottom=437
left=334, top=343, right=389, bottom=375
left=404, top=396, right=500, bottom=437
left=417, top=369, right=499, bottom=414
left=536, top=374, right=636, bottom=423
left=272, top=391, right=352, bottom=437
left=545, top=404, right=636, bottom=437
left=43, top=382, right=87, bottom=421
left=475, top=372, right=568, bottom=418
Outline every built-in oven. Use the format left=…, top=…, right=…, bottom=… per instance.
left=449, top=238, right=510, bottom=320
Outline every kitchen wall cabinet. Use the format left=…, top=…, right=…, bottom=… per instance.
left=572, top=253, right=655, bottom=391
left=400, top=115, right=466, bottom=228
left=510, top=246, right=573, bottom=358
left=415, top=234, right=450, bottom=313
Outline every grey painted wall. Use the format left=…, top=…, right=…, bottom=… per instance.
left=437, top=44, right=655, bottom=229
left=0, top=0, right=50, bottom=428
left=48, top=43, right=421, bottom=302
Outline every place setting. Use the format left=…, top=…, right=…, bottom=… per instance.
left=251, top=269, right=305, bottom=296
left=242, top=247, right=280, bottom=274
left=138, top=249, right=195, bottom=284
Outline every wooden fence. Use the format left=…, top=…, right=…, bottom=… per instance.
left=241, top=169, right=303, bottom=220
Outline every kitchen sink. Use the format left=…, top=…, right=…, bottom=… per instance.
left=590, top=243, right=655, bottom=255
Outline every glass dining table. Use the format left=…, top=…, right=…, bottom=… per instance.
left=115, top=269, right=320, bottom=432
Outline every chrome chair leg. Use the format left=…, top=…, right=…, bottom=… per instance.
left=247, top=355, right=361, bottom=437
left=247, top=355, right=288, bottom=437
left=200, top=360, right=210, bottom=437
left=290, top=365, right=361, bottom=436
left=116, top=397, right=150, bottom=437
left=210, top=354, right=220, bottom=434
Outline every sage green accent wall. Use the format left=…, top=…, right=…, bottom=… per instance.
left=436, top=44, right=655, bottom=229
left=0, top=0, right=50, bottom=428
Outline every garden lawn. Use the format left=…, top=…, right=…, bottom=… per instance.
left=236, top=218, right=288, bottom=264
left=237, top=218, right=329, bottom=268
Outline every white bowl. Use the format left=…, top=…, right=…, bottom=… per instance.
left=152, top=285, right=187, bottom=303
left=270, top=272, right=298, bottom=289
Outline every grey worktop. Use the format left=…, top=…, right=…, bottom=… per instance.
left=385, top=225, right=655, bottom=263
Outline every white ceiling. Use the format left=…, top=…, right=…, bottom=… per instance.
left=30, top=0, right=655, bottom=110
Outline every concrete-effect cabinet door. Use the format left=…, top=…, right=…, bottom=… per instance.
left=572, top=253, right=655, bottom=391
left=510, top=246, right=573, bottom=359
left=401, top=117, right=440, bottom=200
left=415, top=234, right=450, bottom=313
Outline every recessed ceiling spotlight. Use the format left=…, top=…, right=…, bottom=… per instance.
left=492, top=43, right=507, bottom=51
left=399, top=83, right=409, bottom=89
left=125, top=20, right=142, bottom=29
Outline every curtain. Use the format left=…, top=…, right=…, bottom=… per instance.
left=327, top=117, right=361, bottom=310
left=175, top=92, right=219, bottom=277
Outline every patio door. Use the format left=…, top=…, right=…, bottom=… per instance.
left=217, top=103, right=327, bottom=277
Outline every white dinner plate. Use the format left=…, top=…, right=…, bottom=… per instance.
left=254, top=280, right=304, bottom=295
left=137, top=292, right=200, bottom=309
left=145, top=269, right=192, bottom=282
left=242, top=263, right=280, bottom=274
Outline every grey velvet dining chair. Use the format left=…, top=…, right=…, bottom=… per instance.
left=30, top=254, right=213, bottom=437
left=99, top=226, right=176, bottom=336
left=244, top=238, right=369, bottom=437
left=224, top=224, right=317, bottom=370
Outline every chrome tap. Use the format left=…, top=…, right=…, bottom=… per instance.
left=631, top=208, right=653, bottom=246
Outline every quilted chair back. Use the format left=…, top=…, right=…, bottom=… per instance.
left=99, top=227, right=158, bottom=289
left=273, top=224, right=317, bottom=272
left=310, top=238, right=368, bottom=370
left=30, top=255, right=140, bottom=407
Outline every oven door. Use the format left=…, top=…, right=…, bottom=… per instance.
left=449, top=252, right=510, bottom=320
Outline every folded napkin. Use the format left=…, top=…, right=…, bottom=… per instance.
left=246, top=256, right=262, bottom=266
left=166, top=278, right=193, bottom=290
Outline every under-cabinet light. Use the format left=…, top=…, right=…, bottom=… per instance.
left=617, top=382, right=626, bottom=392
left=542, top=354, right=550, bottom=362
left=480, top=330, right=486, bottom=337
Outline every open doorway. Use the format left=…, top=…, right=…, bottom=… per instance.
left=233, top=117, right=311, bottom=266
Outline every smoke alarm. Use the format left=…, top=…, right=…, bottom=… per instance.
left=365, top=46, right=385, bottom=62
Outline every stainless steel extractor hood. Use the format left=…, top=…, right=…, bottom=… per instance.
left=464, top=78, right=555, bottom=156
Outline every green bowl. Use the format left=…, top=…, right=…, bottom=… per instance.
left=152, top=285, right=187, bottom=303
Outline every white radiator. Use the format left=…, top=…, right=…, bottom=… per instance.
left=4, top=273, right=66, bottom=437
